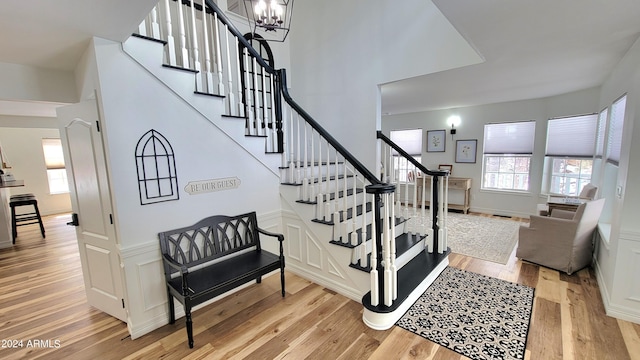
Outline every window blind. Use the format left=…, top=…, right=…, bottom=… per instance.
left=42, top=138, right=66, bottom=170
left=483, top=121, right=535, bottom=155
left=390, top=129, right=422, bottom=155
left=545, top=114, right=597, bottom=158
left=595, top=108, right=608, bottom=158
left=607, top=95, right=626, bottom=165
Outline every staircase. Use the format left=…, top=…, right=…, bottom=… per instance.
left=128, top=0, right=451, bottom=330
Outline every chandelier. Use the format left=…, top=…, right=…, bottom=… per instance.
left=243, top=0, right=294, bottom=41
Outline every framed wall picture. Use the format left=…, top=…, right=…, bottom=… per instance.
left=455, top=139, right=477, bottom=163
left=426, top=130, right=446, bottom=152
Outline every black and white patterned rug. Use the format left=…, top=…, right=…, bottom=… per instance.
left=396, top=267, right=534, bottom=360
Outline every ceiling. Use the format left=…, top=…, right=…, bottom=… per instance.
left=0, top=0, right=158, bottom=117
left=1, top=1, right=640, bottom=117
left=381, top=0, right=640, bottom=115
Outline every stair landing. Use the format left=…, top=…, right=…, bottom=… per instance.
left=362, top=248, right=450, bottom=330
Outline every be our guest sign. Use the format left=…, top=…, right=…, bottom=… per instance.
left=184, top=177, right=241, bottom=195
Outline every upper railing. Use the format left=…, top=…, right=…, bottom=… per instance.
left=136, top=0, right=448, bottom=312
left=377, top=131, right=450, bottom=253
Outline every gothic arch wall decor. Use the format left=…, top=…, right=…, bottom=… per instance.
left=135, top=129, right=179, bottom=205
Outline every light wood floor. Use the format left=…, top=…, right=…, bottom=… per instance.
left=1, top=213, right=639, bottom=360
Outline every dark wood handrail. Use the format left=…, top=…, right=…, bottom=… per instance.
left=278, top=70, right=382, bottom=185
left=203, top=0, right=383, bottom=186
left=204, top=0, right=276, bottom=73
left=377, top=131, right=449, bottom=178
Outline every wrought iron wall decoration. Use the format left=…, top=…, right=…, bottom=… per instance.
left=135, top=129, right=179, bottom=205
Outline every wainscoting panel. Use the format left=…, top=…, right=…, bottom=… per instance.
left=286, top=223, right=303, bottom=262
left=596, top=229, right=640, bottom=325
left=306, top=233, right=324, bottom=270
left=280, top=209, right=370, bottom=301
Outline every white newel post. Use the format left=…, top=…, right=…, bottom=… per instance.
left=370, top=199, right=379, bottom=307
left=390, top=192, right=397, bottom=300
left=383, top=194, right=392, bottom=306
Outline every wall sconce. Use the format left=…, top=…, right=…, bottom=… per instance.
left=446, top=115, right=461, bottom=138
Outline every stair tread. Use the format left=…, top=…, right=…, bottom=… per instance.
left=362, top=248, right=450, bottom=313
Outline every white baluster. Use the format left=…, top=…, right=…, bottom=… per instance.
left=213, top=13, right=224, bottom=96
left=189, top=0, right=202, bottom=91
left=334, top=151, right=339, bottom=208
left=295, top=113, right=301, bottom=184
left=351, top=247, right=359, bottom=266
left=309, top=130, right=315, bottom=198
left=412, top=165, right=418, bottom=212
left=360, top=238, right=368, bottom=268
left=201, top=6, right=214, bottom=94
left=163, top=0, right=177, bottom=66
left=176, top=0, right=189, bottom=67
left=224, top=25, right=236, bottom=114
left=324, top=202, right=330, bottom=222
left=316, top=194, right=324, bottom=220
left=138, top=15, right=148, bottom=37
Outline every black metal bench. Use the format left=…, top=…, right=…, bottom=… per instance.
left=158, top=212, right=285, bottom=348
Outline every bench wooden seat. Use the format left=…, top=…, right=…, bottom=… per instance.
left=158, top=212, right=285, bottom=348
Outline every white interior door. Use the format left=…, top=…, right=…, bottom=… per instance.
left=57, top=100, right=127, bottom=322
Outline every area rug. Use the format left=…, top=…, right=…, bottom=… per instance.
left=396, top=267, right=534, bottom=360
left=400, top=207, right=521, bottom=264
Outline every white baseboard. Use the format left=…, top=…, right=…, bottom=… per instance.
left=593, top=257, right=640, bottom=324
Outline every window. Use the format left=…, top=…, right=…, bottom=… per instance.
left=390, top=129, right=422, bottom=182
left=42, top=138, right=69, bottom=194
left=482, top=121, right=535, bottom=191
left=607, top=95, right=626, bottom=165
left=545, top=114, right=597, bottom=196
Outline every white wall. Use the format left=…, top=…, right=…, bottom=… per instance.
left=593, top=35, right=640, bottom=324
left=288, top=0, right=482, bottom=171
left=0, top=123, right=72, bottom=215
left=0, top=62, right=76, bottom=104
left=381, top=87, right=601, bottom=217
left=84, top=37, right=283, bottom=337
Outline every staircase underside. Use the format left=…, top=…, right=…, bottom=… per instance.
left=362, top=248, right=450, bottom=330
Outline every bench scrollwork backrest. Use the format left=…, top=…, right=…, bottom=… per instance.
left=158, top=212, right=260, bottom=276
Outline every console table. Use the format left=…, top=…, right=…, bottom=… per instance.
left=416, top=176, right=471, bottom=214
left=546, top=196, right=587, bottom=214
